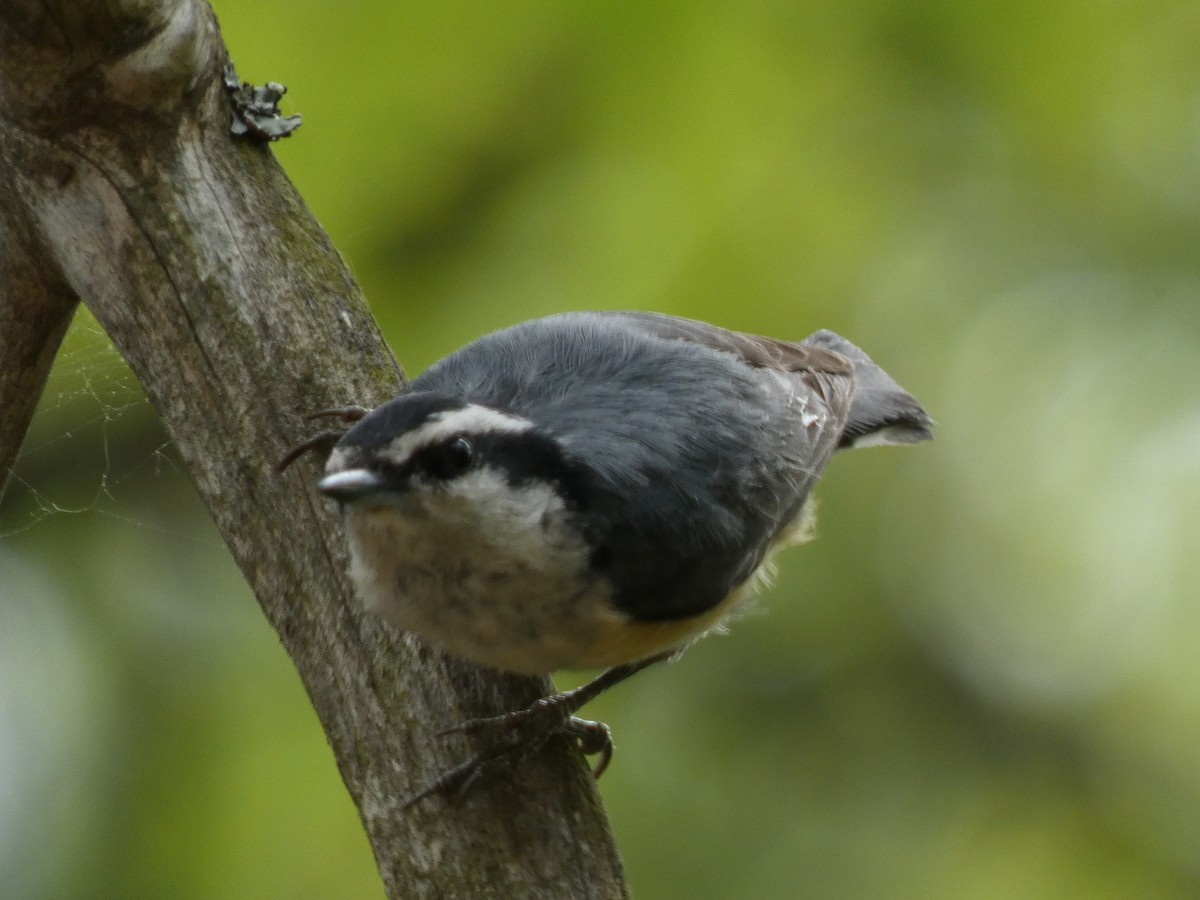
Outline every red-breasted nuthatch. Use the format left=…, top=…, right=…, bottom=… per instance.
left=300, top=312, right=933, bottom=801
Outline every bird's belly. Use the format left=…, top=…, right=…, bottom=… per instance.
left=343, top=505, right=635, bottom=674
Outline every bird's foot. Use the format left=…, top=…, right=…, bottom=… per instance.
left=403, top=696, right=613, bottom=809
left=402, top=653, right=671, bottom=808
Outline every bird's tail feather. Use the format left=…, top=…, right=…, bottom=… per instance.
left=802, top=330, right=934, bottom=448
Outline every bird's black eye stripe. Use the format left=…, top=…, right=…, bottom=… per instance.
left=469, top=430, right=592, bottom=505
left=417, top=435, right=475, bottom=481
left=402, top=429, right=592, bottom=505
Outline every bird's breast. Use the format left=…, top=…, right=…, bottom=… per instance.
left=339, top=486, right=625, bottom=674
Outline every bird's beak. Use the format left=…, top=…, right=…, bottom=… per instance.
left=318, top=468, right=387, bottom=503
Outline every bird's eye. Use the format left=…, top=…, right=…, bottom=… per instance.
left=423, top=435, right=474, bottom=480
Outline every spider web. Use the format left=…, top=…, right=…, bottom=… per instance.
left=0, top=307, right=196, bottom=540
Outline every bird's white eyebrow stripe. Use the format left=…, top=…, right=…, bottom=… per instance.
left=383, top=404, right=534, bottom=463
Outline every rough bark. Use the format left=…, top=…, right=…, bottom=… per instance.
left=0, top=2, right=628, bottom=896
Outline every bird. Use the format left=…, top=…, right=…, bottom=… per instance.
left=286, top=311, right=932, bottom=802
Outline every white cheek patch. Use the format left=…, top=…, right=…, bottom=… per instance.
left=378, top=404, right=534, bottom=467
left=427, top=466, right=567, bottom=547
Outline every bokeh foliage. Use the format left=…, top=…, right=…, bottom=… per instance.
left=3, top=1, right=1199, bottom=897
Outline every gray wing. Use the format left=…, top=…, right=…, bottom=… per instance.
left=587, top=358, right=852, bottom=622
left=539, top=313, right=860, bottom=621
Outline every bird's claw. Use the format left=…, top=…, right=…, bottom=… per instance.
left=278, top=406, right=371, bottom=471
left=403, top=705, right=615, bottom=809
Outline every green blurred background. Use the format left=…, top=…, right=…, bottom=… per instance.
left=4, top=1, right=1200, bottom=897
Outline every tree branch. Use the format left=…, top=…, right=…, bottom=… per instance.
left=0, top=1, right=628, bottom=896
left=0, top=188, right=78, bottom=496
